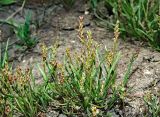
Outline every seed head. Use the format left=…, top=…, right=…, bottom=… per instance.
left=91, top=106, right=99, bottom=117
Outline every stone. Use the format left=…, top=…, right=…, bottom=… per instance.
left=46, top=110, right=59, bottom=117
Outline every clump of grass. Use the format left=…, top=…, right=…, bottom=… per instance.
left=144, top=92, right=160, bottom=117
left=0, top=32, right=51, bottom=116
left=0, top=63, right=53, bottom=116
left=97, top=0, right=160, bottom=51
left=40, top=17, right=137, bottom=116
left=0, top=17, right=137, bottom=116
left=14, top=12, right=37, bottom=48
left=1, top=11, right=37, bottom=49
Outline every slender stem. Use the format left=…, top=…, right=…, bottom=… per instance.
left=6, top=0, right=26, bottom=21
left=0, top=30, right=2, bottom=65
